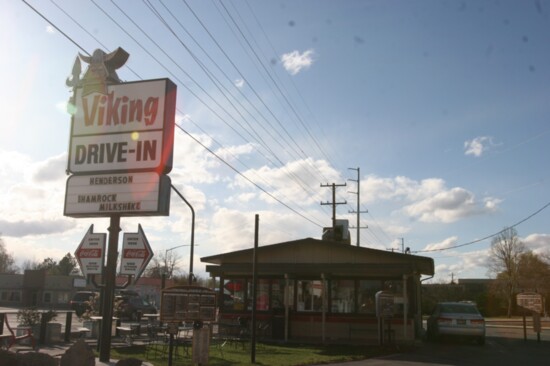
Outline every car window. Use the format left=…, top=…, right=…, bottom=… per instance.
left=73, top=292, right=94, bottom=301
left=441, top=304, right=479, bottom=314
left=130, top=297, right=143, bottom=306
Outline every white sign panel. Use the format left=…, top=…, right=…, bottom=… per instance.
left=68, top=78, right=176, bottom=174
left=70, top=131, right=164, bottom=173
left=64, top=172, right=171, bottom=217
left=75, top=225, right=106, bottom=276
left=517, top=292, right=543, bottom=314
left=120, top=224, right=153, bottom=279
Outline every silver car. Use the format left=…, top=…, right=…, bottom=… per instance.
left=426, top=302, right=486, bottom=345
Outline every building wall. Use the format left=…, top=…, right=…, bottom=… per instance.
left=217, top=275, right=419, bottom=345
left=0, top=274, right=24, bottom=307
left=0, top=272, right=169, bottom=309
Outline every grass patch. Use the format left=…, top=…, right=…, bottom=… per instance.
left=104, top=341, right=399, bottom=366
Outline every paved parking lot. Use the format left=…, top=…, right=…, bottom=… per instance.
left=3, top=308, right=550, bottom=366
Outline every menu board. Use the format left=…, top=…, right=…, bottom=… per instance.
left=160, top=286, right=217, bottom=322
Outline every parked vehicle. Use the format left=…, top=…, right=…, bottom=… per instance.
left=426, top=301, right=486, bottom=345
left=70, top=291, right=97, bottom=317
left=115, top=294, right=157, bottom=320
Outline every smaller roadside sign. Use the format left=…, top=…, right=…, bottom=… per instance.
left=517, top=292, right=543, bottom=314
left=120, top=224, right=153, bottom=280
left=160, top=286, right=217, bottom=323
left=74, top=224, right=106, bottom=276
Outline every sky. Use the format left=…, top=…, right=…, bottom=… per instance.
left=1, top=0, right=549, bottom=283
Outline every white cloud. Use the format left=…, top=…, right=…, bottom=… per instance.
left=362, top=175, right=499, bottom=223
left=31, top=153, right=67, bottom=182
left=464, top=136, right=494, bottom=157
left=233, top=158, right=340, bottom=205
left=205, top=207, right=320, bottom=255
left=522, top=233, right=550, bottom=255
left=403, top=187, right=496, bottom=223
left=281, top=49, right=315, bottom=75
left=429, top=248, right=491, bottom=282
left=234, top=79, right=245, bottom=88
left=0, top=218, right=75, bottom=237
left=214, top=143, right=255, bottom=162
left=170, top=133, right=220, bottom=184
left=423, top=236, right=459, bottom=251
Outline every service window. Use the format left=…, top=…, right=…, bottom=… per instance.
left=297, top=280, right=323, bottom=312
left=223, top=279, right=246, bottom=311
left=330, top=280, right=355, bottom=313
left=271, top=279, right=287, bottom=311
left=358, top=280, right=382, bottom=314
left=247, top=279, right=270, bottom=311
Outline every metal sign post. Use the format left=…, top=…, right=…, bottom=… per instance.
left=99, top=215, right=121, bottom=362
left=517, top=292, right=543, bottom=343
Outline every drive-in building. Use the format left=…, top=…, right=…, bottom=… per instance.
left=202, top=237, right=434, bottom=344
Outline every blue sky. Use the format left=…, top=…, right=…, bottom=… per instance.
left=1, top=0, right=549, bottom=283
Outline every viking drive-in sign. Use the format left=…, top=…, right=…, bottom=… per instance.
left=64, top=78, right=176, bottom=217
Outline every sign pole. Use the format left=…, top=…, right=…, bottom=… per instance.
left=522, top=306, right=527, bottom=342
left=99, top=214, right=121, bottom=363
left=251, top=214, right=259, bottom=363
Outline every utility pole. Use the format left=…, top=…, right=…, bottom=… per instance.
left=320, top=183, right=347, bottom=230
left=348, top=167, right=368, bottom=247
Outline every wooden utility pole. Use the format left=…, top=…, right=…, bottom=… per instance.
left=348, top=167, right=368, bottom=246
left=320, top=183, right=347, bottom=230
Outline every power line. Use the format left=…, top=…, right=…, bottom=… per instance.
left=24, top=0, right=329, bottom=230
left=21, top=0, right=90, bottom=56
left=176, top=124, right=325, bottom=228
left=143, top=0, right=324, bottom=201
left=414, top=201, right=550, bottom=253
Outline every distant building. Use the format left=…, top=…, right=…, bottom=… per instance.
left=0, top=270, right=173, bottom=309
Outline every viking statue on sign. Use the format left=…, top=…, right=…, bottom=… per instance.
left=66, top=47, right=129, bottom=95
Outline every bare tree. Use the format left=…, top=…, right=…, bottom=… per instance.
left=487, top=227, right=525, bottom=317
left=0, top=235, right=18, bottom=274
left=21, top=259, right=39, bottom=271
left=144, top=250, right=181, bottom=278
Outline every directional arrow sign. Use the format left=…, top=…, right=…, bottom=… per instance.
left=120, top=224, right=154, bottom=279
left=74, top=224, right=106, bottom=276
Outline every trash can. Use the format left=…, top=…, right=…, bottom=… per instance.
left=272, top=315, right=285, bottom=339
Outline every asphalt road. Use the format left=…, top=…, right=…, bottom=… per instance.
left=323, top=325, right=550, bottom=366
left=361, top=336, right=550, bottom=366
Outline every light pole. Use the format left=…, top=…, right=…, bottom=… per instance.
left=171, top=185, right=196, bottom=285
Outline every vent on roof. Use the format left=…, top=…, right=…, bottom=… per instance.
left=322, top=219, right=351, bottom=244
